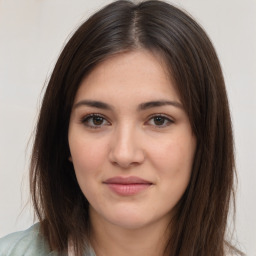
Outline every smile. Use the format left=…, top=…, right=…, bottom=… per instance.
left=103, top=176, right=153, bottom=196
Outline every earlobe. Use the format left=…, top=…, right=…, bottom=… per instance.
left=68, top=156, right=73, bottom=162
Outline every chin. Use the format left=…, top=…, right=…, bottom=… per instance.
left=110, top=217, right=151, bottom=230
left=105, top=208, right=156, bottom=230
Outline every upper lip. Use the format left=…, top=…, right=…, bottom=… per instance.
left=103, top=176, right=152, bottom=184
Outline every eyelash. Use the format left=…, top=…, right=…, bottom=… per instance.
left=80, top=114, right=110, bottom=129
left=80, top=113, right=174, bottom=129
left=146, top=114, right=174, bottom=128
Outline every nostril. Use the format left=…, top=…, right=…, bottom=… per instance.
left=109, top=148, right=145, bottom=169
left=108, top=129, right=145, bottom=168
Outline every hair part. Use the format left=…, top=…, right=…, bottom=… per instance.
left=30, top=1, right=243, bottom=255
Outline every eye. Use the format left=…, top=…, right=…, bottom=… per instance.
left=146, top=115, right=173, bottom=128
left=81, top=114, right=110, bottom=128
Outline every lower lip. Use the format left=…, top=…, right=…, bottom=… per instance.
left=105, top=183, right=151, bottom=196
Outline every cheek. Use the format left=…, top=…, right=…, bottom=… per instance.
left=149, top=133, right=196, bottom=186
left=69, top=136, right=109, bottom=179
left=69, top=137, right=109, bottom=202
left=150, top=136, right=196, bottom=210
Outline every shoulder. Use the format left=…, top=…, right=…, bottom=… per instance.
left=0, top=223, right=57, bottom=256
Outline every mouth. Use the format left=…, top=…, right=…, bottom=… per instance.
left=103, top=176, right=153, bottom=196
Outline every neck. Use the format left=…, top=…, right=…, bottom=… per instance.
left=89, top=209, right=171, bottom=256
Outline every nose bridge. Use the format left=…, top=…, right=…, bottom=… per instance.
left=116, top=122, right=136, bottom=152
left=109, top=121, right=144, bottom=167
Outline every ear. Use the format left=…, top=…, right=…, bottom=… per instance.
left=68, top=156, right=73, bottom=162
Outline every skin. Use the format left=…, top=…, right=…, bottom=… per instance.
left=68, top=50, right=196, bottom=256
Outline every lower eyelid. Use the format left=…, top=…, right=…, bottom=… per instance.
left=147, top=116, right=174, bottom=128
left=80, top=114, right=111, bottom=128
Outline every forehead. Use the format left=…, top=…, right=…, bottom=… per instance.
left=74, top=50, right=179, bottom=104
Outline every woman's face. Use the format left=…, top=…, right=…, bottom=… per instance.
left=68, top=50, right=196, bottom=230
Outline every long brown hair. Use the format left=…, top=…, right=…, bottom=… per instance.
left=30, top=1, right=242, bottom=255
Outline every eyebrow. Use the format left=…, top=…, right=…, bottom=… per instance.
left=74, top=100, right=113, bottom=110
left=73, top=99, right=183, bottom=111
left=137, top=100, right=183, bottom=111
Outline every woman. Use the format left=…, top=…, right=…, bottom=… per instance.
left=0, top=0, right=243, bottom=255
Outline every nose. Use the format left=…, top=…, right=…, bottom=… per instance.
left=108, top=124, right=145, bottom=169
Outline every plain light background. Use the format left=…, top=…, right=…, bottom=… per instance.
left=0, top=0, right=255, bottom=255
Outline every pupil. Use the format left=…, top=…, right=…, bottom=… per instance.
left=154, top=116, right=164, bottom=125
left=93, top=116, right=103, bottom=125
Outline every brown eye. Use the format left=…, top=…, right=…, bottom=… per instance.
left=153, top=116, right=165, bottom=126
left=93, top=116, right=104, bottom=125
left=81, top=114, right=110, bottom=128
left=147, top=115, right=173, bottom=128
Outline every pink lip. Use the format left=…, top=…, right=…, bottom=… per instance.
left=103, top=176, right=152, bottom=196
